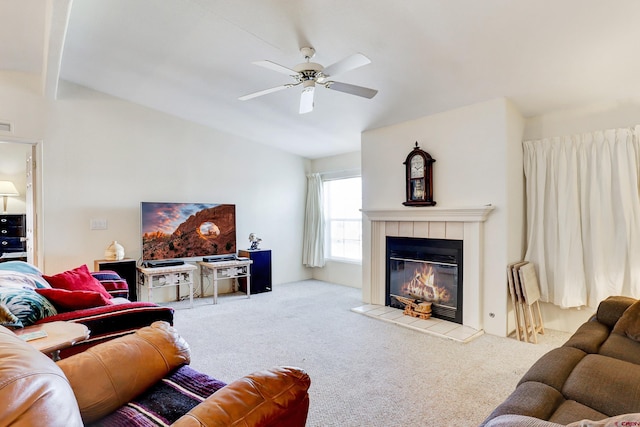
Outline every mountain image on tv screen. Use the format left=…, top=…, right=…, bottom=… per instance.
left=141, top=202, right=237, bottom=261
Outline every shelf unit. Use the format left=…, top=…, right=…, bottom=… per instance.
left=0, top=214, right=26, bottom=262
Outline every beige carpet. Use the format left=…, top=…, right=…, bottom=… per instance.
left=169, top=280, right=571, bottom=427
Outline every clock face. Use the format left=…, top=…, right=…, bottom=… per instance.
left=410, top=155, right=425, bottom=178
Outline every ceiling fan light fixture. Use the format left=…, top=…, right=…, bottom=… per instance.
left=241, top=46, right=377, bottom=112
left=300, top=81, right=315, bottom=114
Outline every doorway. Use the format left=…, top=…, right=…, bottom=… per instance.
left=0, top=139, right=41, bottom=267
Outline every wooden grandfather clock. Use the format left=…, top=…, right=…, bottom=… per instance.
left=403, top=142, right=436, bottom=206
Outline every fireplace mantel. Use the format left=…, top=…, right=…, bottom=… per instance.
left=362, top=205, right=494, bottom=222
left=362, top=204, right=495, bottom=331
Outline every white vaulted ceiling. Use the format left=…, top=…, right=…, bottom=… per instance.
left=3, top=0, right=640, bottom=158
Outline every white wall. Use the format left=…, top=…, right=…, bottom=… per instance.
left=361, top=98, right=525, bottom=336
left=0, top=72, right=45, bottom=139
left=309, top=151, right=362, bottom=288
left=523, top=99, right=640, bottom=331
left=504, top=101, right=527, bottom=333
left=0, top=73, right=312, bottom=290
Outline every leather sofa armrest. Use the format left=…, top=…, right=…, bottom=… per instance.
left=173, top=366, right=311, bottom=427
left=0, top=326, right=84, bottom=427
left=57, top=321, right=190, bottom=424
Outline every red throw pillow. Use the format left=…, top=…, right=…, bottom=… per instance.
left=35, top=288, right=113, bottom=311
left=43, top=264, right=113, bottom=300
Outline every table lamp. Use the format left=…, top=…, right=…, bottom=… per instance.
left=0, top=181, right=19, bottom=213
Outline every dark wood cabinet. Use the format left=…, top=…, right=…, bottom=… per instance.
left=238, top=249, right=272, bottom=294
left=94, top=258, right=138, bottom=301
left=0, top=214, right=26, bottom=261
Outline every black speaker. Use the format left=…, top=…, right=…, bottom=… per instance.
left=238, top=249, right=272, bottom=293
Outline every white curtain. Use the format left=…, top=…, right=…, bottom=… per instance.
left=524, top=126, right=640, bottom=308
left=302, top=173, right=325, bottom=267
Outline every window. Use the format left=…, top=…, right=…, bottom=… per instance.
left=323, top=177, right=362, bottom=262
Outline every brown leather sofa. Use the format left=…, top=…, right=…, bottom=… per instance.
left=0, top=321, right=310, bottom=426
left=480, top=296, right=640, bottom=426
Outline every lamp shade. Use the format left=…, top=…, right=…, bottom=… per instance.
left=0, top=181, right=19, bottom=196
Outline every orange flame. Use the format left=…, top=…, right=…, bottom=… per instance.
left=401, top=264, right=451, bottom=303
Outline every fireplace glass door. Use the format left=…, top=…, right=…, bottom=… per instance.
left=386, top=237, right=463, bottom=324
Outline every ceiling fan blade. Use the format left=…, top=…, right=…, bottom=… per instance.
left=299, top=85, right=315, bottom=114
left=322, top=53, right=371, bottom=77
left=253, top=60, right=299, bottom=76
left=238, top=83, right=296, bottom=101
left=325, top=81, right=378, bottom=99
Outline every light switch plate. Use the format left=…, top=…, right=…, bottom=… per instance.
left=90, top=218, right=108, bottom=230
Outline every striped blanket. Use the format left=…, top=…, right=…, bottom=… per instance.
left=88, top=365, right=226, bottom=426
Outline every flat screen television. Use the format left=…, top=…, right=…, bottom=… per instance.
left=141, top=202, right=237, bottom=261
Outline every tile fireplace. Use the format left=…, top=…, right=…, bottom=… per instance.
left=362, top=206, right=494, bottom=331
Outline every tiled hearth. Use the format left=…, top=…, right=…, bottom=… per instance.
left=352, top=304, right=483, bottom=342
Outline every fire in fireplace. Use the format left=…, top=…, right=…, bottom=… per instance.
left=386, top=237, right=463, bottom=324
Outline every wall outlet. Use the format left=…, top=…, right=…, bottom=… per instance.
left=90, top=218, right=108, bottom=230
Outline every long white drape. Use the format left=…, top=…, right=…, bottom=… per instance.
left=302, top=173, right=325, bottom=267
left=524, top=126, right=640, bottom=308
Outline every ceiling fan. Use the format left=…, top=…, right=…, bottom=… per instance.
left=239, top=47, right=378, bottom=114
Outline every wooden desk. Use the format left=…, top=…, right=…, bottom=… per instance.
left=198, top=258, right=252, bottom=304
left=15, top=321, right=90, bottom=360
left=138, top=263, right=197, bottom=308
